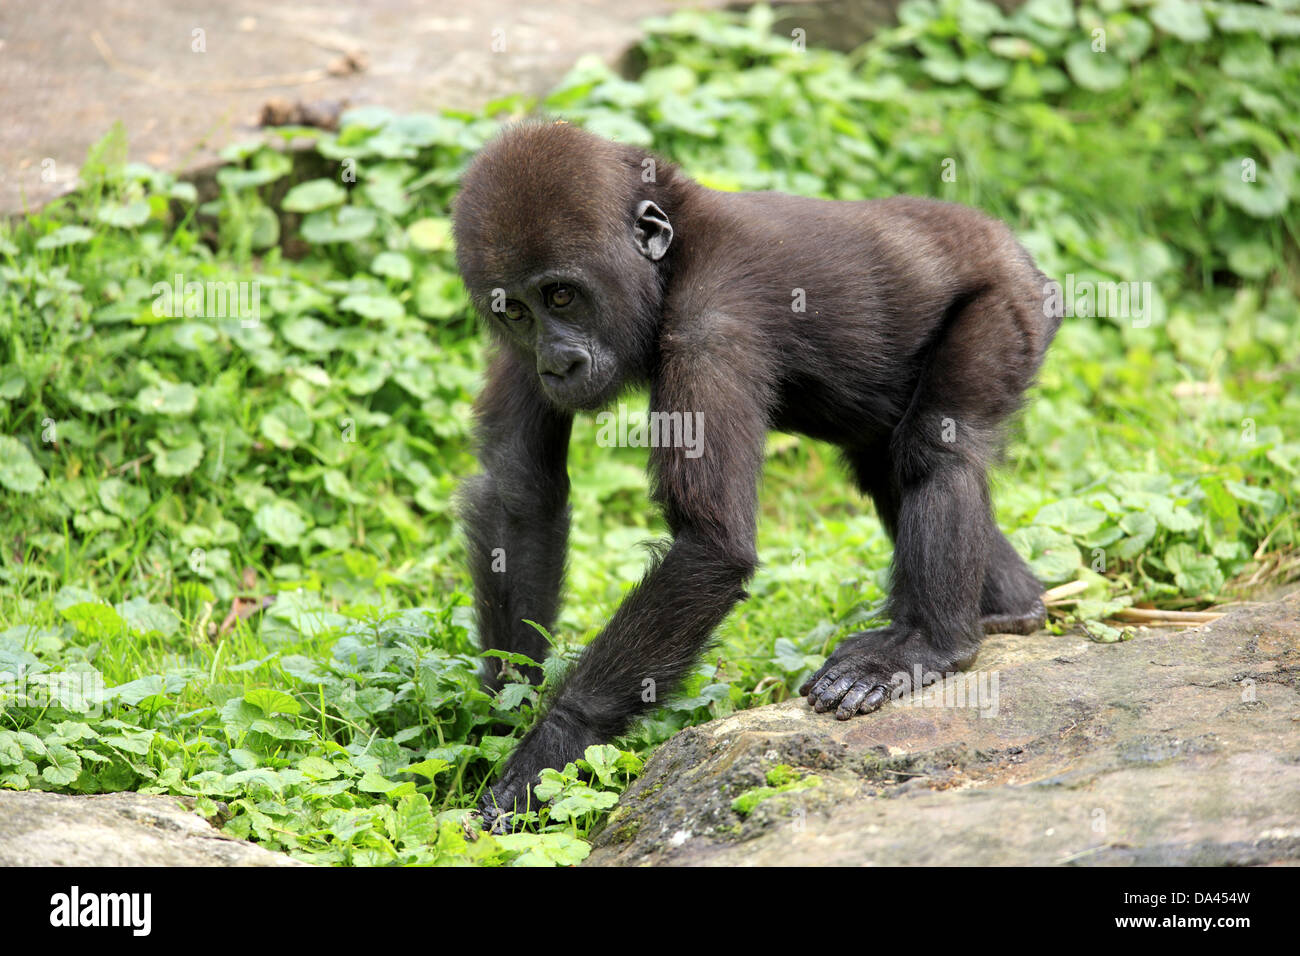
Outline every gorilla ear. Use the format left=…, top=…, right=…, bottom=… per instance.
left=633, top=200, right=673, bottom=261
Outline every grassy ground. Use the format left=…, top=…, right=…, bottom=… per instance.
left=1, top=1, right=1297, bottom=864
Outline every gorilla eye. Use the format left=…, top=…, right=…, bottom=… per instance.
left=502, top=300, right=526, bottom=321
left=547, top=285, right=574, bottom=308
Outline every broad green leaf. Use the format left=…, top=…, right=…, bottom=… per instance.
left=371, top=251, right=413, bottom=281
left=254, top=501, right=309, bottom=546
left=415, top=273, right=468, bottom=319
left=148, top=439, right=204, bottom=476
left=1164, top=544, right=1225, bottom=597
left=36, top=226, right=94, bottom=250
left=244, top=687, right=301, bottom=716
left=260, top=402, right=314, bottom=449
left=963, top=54, right=1011, bottom=89
left=299, top=756, right=340, bottom=780
left=401, top=758, right=451, bottom=781
left=115, top=597, right=181, bottom=638
left=96, top=200, right=151, bottom=228
left=41, top=744, right=82, bottom=786
left=0, top=437, right=45, bottom=493
left=1150, top=0, right=1211, bottom=42
left=1065, top=41, right=1126, bottom=91
left=282, top=178, right=346, bottom=212
left=496, top=832, right=592, bottom=866
left=391, top=793, right=436, bottom=847
left=1022, top=0, right=1074, bottom=29
left=1034, top=498, right=1108, bottom=536
left=1113, top=512, right=1157, bottom=560
left=407, top=217, right=452, bottom=251
left=339, top=293, right=404, bottom=321
left=136, top=381, right=198, bottom=416
left=1218, top=161, right=1289, bottom=218
left=98, top=477, right=150, bottom=518
left=301, top=206, right=377, bottom=243
left=1009, top=526, right=1081, bottom=584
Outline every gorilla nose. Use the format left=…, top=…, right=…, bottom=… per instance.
left=539, top=349, right=589, bottom=384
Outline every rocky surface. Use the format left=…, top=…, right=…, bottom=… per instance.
left=587, top=593, right=1300, bottom=866
left=2, top=0, right=754, bottom=215
left=0, top=790, right=305, bottom=866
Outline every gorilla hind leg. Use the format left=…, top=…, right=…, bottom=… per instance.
left=844, top=438, right=1044, bottom=639
left=979, top=531, right=1046, bottom=634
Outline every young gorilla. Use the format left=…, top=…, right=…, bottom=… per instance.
left=453, top=122, right=1059, bottom=828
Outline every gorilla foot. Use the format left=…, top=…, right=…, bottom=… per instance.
left=979, top=597, right=1047, bottom=636
left=477, top=705, right=600, bottom=831
left=799, top=627, right=971, bottom=720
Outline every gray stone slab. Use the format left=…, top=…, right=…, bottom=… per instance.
left=587, top=592, right=1300, bottom=866
left=0, top=0, right=736, bottom=215
left=0, top=790, right=307, bottom=866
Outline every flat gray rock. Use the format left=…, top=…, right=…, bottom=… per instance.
left=587, top=593, right=1300, bottom=866
left=0, top=791, right=305, bottom=866
left=0, top=0, right=743, bottom=215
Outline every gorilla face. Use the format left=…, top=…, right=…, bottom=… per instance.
left=481, top=275, right=620, bottom=411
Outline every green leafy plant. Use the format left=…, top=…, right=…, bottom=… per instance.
left=0, top=1, right=1297, bottom=864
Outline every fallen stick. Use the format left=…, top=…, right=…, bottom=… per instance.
left=1113, top=607, right=1225, bottom=624
left=1043, top=580, right=1089, bottom=604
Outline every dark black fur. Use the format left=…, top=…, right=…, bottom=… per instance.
left=452, top=122, right=1059, bottom=827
